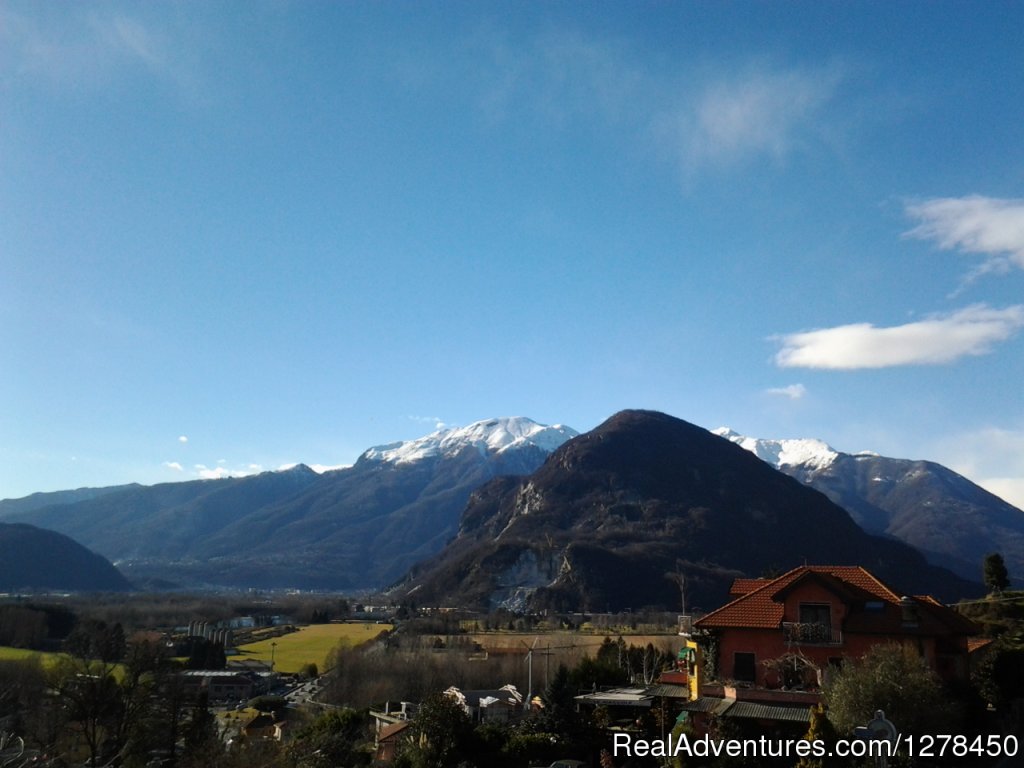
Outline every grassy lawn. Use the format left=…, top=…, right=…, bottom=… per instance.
left=0, top=646, right=62, bottom=666
left=234, top=622, right=391, bottom=674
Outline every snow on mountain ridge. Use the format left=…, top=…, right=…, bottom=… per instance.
left=363, top=417, right=578, bottom=465
left=713, top=427, right=839, bottom=471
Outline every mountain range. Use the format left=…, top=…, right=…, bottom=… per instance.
left=715, top=428, right=1024, bottom=583
left=397, top=410, right=981, bottom=612
left=0, top=418, right=576, bottom=590
left=1, top=411, right=1020, bottom=600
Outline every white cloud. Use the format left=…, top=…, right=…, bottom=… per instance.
left=178, top=435, right=188, bottom=444
left=163, top=461, right=183, bottom=472
left=980, top=478, right=1024, bottom=512
left=766, top=383, right=807, bottom=400
left=194, top=463, right=261, bottom=480
left=934, top=427, right=1024, bottom=510
left=775, top=305, right=1024, bottom=369
left=409, top=415, right=448, bottom=431
left=679, top=66, right=841, bottom=169
left=905, top=196, right=1024, bottom=276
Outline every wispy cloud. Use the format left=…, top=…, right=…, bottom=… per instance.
left=675, top=65, right=843, bottom=170
left=775, top=305, right=1024, bottom=369
left=904, top=195, right=1024, bottom=278
left=476, top=30, right=641, bottom=128
left=475, top=29, right=844, bottom=176
left=89, top=13, right=165, bottom=71
left=0, top=6, right=196, bottom=91
left=766, top=383, right=807, bottom=400
left=163, top=461, right=183, bottom=472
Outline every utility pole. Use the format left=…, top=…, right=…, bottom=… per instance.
left=523, top=637, right=538, bottom=710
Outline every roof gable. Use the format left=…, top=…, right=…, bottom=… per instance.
left=695, top=566, right=976, bottom=636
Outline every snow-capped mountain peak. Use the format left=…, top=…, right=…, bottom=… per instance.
left=713, top=427, right=839, bottom=471
left=363, top=417, right=579, bottom=465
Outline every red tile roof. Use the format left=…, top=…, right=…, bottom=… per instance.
left=695, top=566, right=976, bottom=637
left=730, top=578, right=771, bottom=596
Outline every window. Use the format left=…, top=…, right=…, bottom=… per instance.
left=799, top=603, right=831, bottom=626
left=733, top=652, right=756, bottom=683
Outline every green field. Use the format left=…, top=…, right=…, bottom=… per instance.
left=0, top=646, right=62, bottom=666
left=1, top=622, right=391, bottom=676
left=234, top=622, right=391, bottom=674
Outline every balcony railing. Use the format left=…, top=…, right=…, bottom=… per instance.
left=782, top=622, right=842, bottom=645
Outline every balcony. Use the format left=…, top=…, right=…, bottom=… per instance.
left=782, top=621, right=842, bottom=645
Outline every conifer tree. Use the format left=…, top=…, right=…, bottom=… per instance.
left=796, top=703, right=840, bottom=768
left=984, top=552, right=1010, bottom=593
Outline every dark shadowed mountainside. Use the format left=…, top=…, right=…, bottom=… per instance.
left=0, top=523, right=132, bottom=592
left=398, top=410, right=981, bottom=612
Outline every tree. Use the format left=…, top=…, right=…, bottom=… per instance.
left=286, top=708, right=371, bottom=768
left=178, top=691, right=223, bottom=767
left=248, top=694, right=288, bottom=714
left=0, top=606, right=48, bottom=649
left=49, top=656, right=123, bottom=767
left=398, top=691, right=474, bottom=768
left=823, top=644, right=957, bottom=741
left=795, top=703, right=841, bottom=768
left=540, top=664, right=579, bottom=739
left=64, top=619, right=125, bottom=663
left=666, top=561, right=688, bottom=614
left=984, top=552, right=1010, bottom=593
left=973, top=642, right=1024, bottom=726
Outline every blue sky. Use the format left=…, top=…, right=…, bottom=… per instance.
left=2, top=2, right=1023, bottom=508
